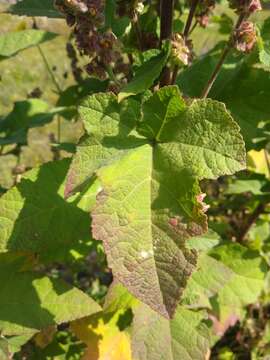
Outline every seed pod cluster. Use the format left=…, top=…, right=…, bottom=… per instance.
left=54, top=0, right=126, bottom=81
left=229, top=0, right=262, bottom=53
left=195, top=0, right=216, bottom=28
left=229, top=0, right=262, bottom=14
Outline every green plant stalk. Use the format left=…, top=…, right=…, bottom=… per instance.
left=159, top=0, right=174, bottom=86
left=37, top=45, right=62, bottom=94
left=200, top=10, right=249, bottom=98
left=37, top=44, right=62, bottom=143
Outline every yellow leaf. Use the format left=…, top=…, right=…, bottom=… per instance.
left=71, top=310, right=132, bottom=360
left=83, top=331, right=132, bottom=360
left=247, top=149, right=270, bottom=177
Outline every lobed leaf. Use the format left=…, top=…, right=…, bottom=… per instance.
left=67, top=86, right=246, bottom=318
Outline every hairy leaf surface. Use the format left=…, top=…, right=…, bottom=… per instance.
left=67, top=86, right=245, bottom=318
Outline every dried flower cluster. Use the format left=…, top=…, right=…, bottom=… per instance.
left=234, top=21, right=257, bottom=53
left=229, top=0, right=262, bottom=53
left=171, top=33, right=192, bottom=66
left=229, top=0, right=262, bottom=14
left=195, top=0, right=216, bottom=28
left=54, top=0, right=127, bottom=81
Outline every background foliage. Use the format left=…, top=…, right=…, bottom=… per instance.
left=0, top=0, right=270, bottom=359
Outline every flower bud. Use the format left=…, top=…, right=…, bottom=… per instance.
left=234, top=21, right=257, bottom=53
left=171, top=33, right=191, bottom=66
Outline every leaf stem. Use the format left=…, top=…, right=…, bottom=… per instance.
left=237, top=202, right=266, bottom=242
left=200, top=9, right=250, bottom=98
left=37, top=44, right=63, bottom=144
left=37, top=44, right=62, bottom=94
left=131, top=11, right=143, bottom=51
left=183, top=0, right=200, bottom=39
left=159, top=0, right=174, bottom=86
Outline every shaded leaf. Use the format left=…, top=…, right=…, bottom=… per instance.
left=209, top=243, right=267, bottom=319
left=0, top=159, right=94, bottom=262
left=182, top=254, right=233, bottom=308
left=186, top=229, right=221, bottom=251
left=257, top=18, right=270, bottom=67
left=0, top=99, right=70, bottom=145
left=0, top=253, right=101, bottom=336
left=0, top=30, right=58, bottom=60
left=7, top=0, right=62, bottom=18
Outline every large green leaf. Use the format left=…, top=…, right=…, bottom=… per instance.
left=0, top=159, right=93, bottom=262
left=118, top=44, right=170, bottom=101
left=131, top=303, right=211, bottom=360
left=0, top=30, right=58, bottom=60
left=67, top=86, right=245, bottom=318
left=0, top=253, right=101, bottom=336
left=209, top=243, right=267, bottom=319
left=7, top=0, right=62, bottom=18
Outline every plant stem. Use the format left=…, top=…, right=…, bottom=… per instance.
left=200, top=8, right=250, bottom=98
left=183, top=0, right=200, bottom=39
left=37, top=44, right=63, bottom=144
left=200, top=45, right=231, bottom=98
left=159, top=0, right=174, bottom=86
left=171, top=0, right=199, bottom=85
left=57, top=115, right=61, bottom=144
left=237, top=203, right=266, bottom=242
left=37, top=45, right=62, bottom=94
left=132, top=11, right=143, bottom=51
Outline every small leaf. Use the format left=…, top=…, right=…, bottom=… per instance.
left=0, top=253, right=101, bottom=336
left=7, top=0, right=62, bottom=18
left=118, top=44, right=170, bottom=101
left=0, top=30, right=58, bottom=60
